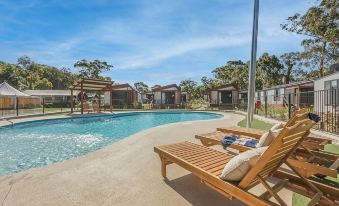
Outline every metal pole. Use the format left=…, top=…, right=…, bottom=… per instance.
left=42, top=97, right=45, bottom=114
left=246, top=0, right=259, bottom=128
left=81, top=81, right=84, bottom=115
left=70, top=89, right=74, bottom=113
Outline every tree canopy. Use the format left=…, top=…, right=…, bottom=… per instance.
left=74, top=59, right=113, bottom=79
left=281, top=0, right=338, bottom=77
left=134, top=82, right=149, bottom=93
left=0, top=56, right=113, bottom=90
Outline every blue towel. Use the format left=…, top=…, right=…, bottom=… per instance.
left=308, top=113, right=321, bottom=123
left=244, top=139, right=258, bottom=148
left=221, top=135, right=237, bottom=148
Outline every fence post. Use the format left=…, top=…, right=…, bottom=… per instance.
left=16, top=97, right=19, bottom=116
left=42, top=98, right=45, bottom=114
left=264, top=93, right=267, bottom=118
left=288, top=93, right=292, bottom=119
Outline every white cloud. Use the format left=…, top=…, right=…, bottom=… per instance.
left=115, top=34, right=250, bottom=70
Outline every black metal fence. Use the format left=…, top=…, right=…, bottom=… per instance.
left=236, top=90, right=339, bottom=135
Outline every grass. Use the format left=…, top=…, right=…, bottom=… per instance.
left=237, top=116, right=273, bottom=130
left=237, top=116, right=339, bottom=206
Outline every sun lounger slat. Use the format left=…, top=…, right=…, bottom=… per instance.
left=164, top=144, right=211, bottom=155
left=193, top=154, right=227, bottom=165
left=203, top=160, right=230, bottom=171
left=185, top=152, right=226, bottom=163
left=201, top=158, right=229, bottom=169
left=164, top=143, right=212, bottom=154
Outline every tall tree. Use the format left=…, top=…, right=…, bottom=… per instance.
left=134, top=82, right=149, bottom=93
left=281, top=0, right=339, bottom=77
left=256, top=53, right=284, bottom=89
left=280, top=52, right=305, bottom=83
left=0, top=62, right=25, bottom=89
left=74, top=59, right=113, bottom=79
left=212, top=60, right=248, bottom=90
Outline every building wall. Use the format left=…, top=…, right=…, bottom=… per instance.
left=314, top=73, right=339, bottom=91
left=210, top=91, right=218, bottom=104
left=104, top=91, right=110, bottom=105
left=265, top=88, right=285, bottom=105
left=232, top=91, right=239, bottom=104
left=175, top=91, right=181, bottom=104
left=154, top=91, right=162, bottom=104
left=314, top=73, right=339, bottom=112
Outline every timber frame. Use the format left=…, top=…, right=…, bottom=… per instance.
left=69, top=78, right=113, bottom=114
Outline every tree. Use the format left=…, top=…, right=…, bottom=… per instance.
left=134, top=82, right=149, bottom=93
left=281, top=0, right=339, bottom=77
left=212, top=60, right=248, bottom=90
left=74, top=59, right=113, bottom=79
left=256, top=53, right=284, bottom=89
left=17, top=55, right=32, bottom=71
left=280, top=52, right=304, bottom=83
left=151, top=85, right=161, bottom=90
left=0, top=62, right=25, bottom=89
left=36, top=78, right=53, bottom=89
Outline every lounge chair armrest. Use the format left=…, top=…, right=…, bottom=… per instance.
left=217, top=127, right=265, bottom=139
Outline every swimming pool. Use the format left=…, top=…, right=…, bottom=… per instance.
left=0, top=112, right=222, bottom=175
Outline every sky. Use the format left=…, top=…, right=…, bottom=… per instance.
left=0, top=0, right=315, bottom=86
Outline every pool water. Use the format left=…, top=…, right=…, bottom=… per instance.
left=0, top=112, right=222, bottom=175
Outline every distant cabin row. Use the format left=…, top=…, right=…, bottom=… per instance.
left=6, top=71, right=338, bottom=110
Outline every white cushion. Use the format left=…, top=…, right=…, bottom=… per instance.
left=271, top=123, right=284, bottom=131
left=220, top=147, right=268, bottom=181
left=256, top=128, right=282, bottom=148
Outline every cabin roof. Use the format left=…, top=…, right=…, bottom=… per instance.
left=24, top=90, right=80, bottom=96
left=152, top=84, right=180, bottom=91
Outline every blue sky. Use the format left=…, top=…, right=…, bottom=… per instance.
left=0, top=0, right=314, bottom=86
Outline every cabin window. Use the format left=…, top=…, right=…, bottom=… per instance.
left=324, top=79, right=339, bottom=105
left=54, top=96, right=65, bottom=102
left=44, top=96, right=53, bottom=103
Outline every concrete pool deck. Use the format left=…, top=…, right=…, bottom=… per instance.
left=0, top=112, right=293, bottom=206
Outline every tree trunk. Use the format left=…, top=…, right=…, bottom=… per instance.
left=286, top=64, right=292, bottom=84
left=319, top=41, right=327, bottom=77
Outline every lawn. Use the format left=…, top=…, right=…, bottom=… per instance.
left=238, top=116, right=339, bottom=206
left=237, top=116, right=273, bottom=130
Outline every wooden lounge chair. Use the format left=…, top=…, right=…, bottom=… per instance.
left=199, top=110, right=330, bottom=150
left=154, top=119, right=336, bottom=206
left=195, top=112, right=338, bottom=178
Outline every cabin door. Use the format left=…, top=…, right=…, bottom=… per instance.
left=220, top=91, right=232, bottom=104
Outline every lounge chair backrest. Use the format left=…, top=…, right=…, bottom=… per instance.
left=285, top=110, right=309, bottom=127
left=238, top=119, right=316, bottom=189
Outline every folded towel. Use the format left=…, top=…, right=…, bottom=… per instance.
left=308, top=113, right=321, bottom=123
left=244, top=139, right=258, bottom=148
left=221, top=135, right=237, bottom=148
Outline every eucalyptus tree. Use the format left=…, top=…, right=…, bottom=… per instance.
left=281, top=0, right=339, bottom=77
left=74, top=59, right=113, bottom=79
left=280, top=52, right=305, bottom=83
left=256, top=53, right=284, bottom=89
left=134, top=82, right=149, bottom=93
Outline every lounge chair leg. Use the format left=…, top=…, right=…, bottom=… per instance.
left=160, top=157, right=168, bottom=178
left=285, top=162, right=334, bottom=206
left=259, top=180, right=287, bottom=200
left=258, top=176, right=287, bottom=206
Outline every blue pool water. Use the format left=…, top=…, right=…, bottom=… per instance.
left=0, top=112, right=222, bottom=175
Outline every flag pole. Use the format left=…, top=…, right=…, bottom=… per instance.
left=247, top=0, right=259, bottom=128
